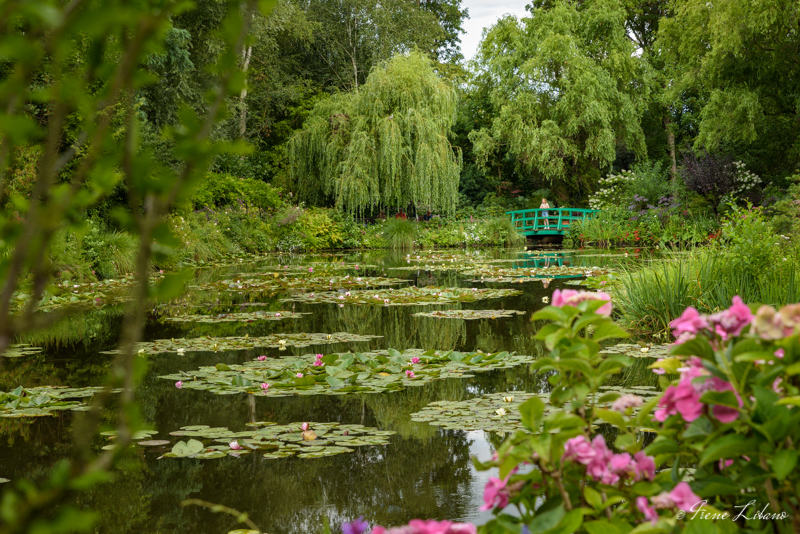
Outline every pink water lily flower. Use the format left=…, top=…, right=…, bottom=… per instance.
left=405, top=370, right=415, bottom=378
left=309, top=267, right=313, bottom=273
left=260, top=383, right=270, bottom=390
left=258, top=355, right=267, bottom=361
left=411, top=357, right=421, bottom=364
left=301, top=422, right=309, bottom=431
left=175, top=381, right=183, bottom=389
left=296, top=372, right=304, bottom=378
left=229, top=441, right=242, bottom=450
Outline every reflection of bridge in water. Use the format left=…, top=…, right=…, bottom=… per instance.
left=507, top=252, right=586, bottom=280
left=507, top=208, right=599, bottom=236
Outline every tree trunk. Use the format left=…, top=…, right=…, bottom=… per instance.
left=663, top=113, right=677, bottom=182
left=238, top=44, right=253, bottom=138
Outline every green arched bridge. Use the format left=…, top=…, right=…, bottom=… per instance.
left=507, top=208, right=599, bottom=236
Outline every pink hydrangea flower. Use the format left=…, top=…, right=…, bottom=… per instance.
left=707, top=296, right=753, bottom=340
left=480, top=476, right=510, bottom=511
left=551, top=289, right=612, bottom=316
left=562, top=435, right=596, bottom=465
left=633, top=451, right=656, bottom=481
left=371, top=520, right=477, bottom=534
left=719, top=459, right=734, bottom=470
left=669, top=306, right=709, bottom=338
left=636, top=497, right=659, bottom=525
left=669, top=482, right=701, bottom=512
left=611, top=394, right=643, bottom=412
left=707, top=377, right=743, bottom=423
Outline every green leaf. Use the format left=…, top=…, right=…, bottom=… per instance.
left=699, top=390, right=740, bottom=409
left=325, top=376, right=344, bottom=389
left=584, top=520, right=625, bottom=534
left=519, top=397, right=544, bottom=431
left=592, top=321, right=630, bottom=341
left=215, top=363, right=231, bottom=371
left=583, top=487, right=603, bottom=511
left=594, top=408, right=625, bottom=428
left=699, top=435, right=755, bottom=467
left=770, top=449, right=798, bottom=481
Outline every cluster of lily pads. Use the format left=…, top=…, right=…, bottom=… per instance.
left=164, top=311, right=308, bottom=324
left=598, top=342, right=670, bottom=359
left=410, top=386, right=660, bottom=434
left=462, top=265, right=612, bottom=279
left=2, top=344, right=43, bottom=358
left=135, top=422, right=395, bottom=460
left=1, top=385, right=117, bottom=418
left=160, top=348, right=534, bottom=397
left=412, top=309, right=525, bottom=320
left=102, top=332, right=382, bottom=356
left=280, top=287, right=521, bottom=307
left=191, top=275, right=407, bottom=294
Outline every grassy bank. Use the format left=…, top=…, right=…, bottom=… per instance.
left=615, top=205, right=800, bottom=333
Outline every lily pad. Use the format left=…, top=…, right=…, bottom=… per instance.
left=0, top=385, right=122, bottom=418
left=412, top=309, right=525, bottom=320
left=102, top=332, right=382, bottom=356
left=2, top=344, right=43, bottom=358
left=410, top=388, right=660, bottom=433
left=164, top=311, right=308, bottom=323
left=192, top=275, right=407, bottom=294
left=281, top=287, right=521, bottom=307
left=137, top=440, right=171, bottom=447
left=145, top=422, right=393, bottom=460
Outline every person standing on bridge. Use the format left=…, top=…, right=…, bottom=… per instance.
left=539, top=198, right=551, bottom=230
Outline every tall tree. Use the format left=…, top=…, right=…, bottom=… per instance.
left=657, top=0, right=800, bottom=171
left=288, top=51, right=462, bottom=214
left=469, top=0, right=651, bottom=196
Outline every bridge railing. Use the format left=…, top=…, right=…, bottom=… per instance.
left=506, top=208, right=599, bottom=235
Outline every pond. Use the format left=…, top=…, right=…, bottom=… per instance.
left=0, top=247, right=659, bottom=533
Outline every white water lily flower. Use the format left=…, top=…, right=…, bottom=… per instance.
left=640, top=347, right=650, bottom=353
left=503, top=396, right=514, bottom=403
left=496, top=408, right=507, bottom=417
left=278, top=339, right=287, bottom=345
left=542, top=296, right=549, bottom=303
left=177, top=348, right=185, bottom=355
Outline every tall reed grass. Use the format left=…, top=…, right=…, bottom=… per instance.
left=383, top=218, right=417, bottom=249
left=617, top=251, right=799, bottom=333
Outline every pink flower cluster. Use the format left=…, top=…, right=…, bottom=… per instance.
left=551, top=289, right=612, bottom=316
left=669, top=296, right=753, bottom=343
left=636, top=482, right=702, bottom=524
left=562, top=435, right=655, bottom=485
left=654, top=357, right=742, bottom=423
left=752, top=303, right=800, bottom=340
left=313, top=354, right=324, bottom=366
left=371, top=520, right=476, bottom=534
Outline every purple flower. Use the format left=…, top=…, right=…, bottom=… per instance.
left=342, top=516, right=369, bottom=534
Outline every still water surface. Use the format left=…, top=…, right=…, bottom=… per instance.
left=0, top=248, right=651, bottom=533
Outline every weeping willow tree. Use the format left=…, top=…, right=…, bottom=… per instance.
left=288, top=51, right=462, bottom=215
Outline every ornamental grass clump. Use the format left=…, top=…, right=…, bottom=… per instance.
left=383, top=218, right=418, bottom=250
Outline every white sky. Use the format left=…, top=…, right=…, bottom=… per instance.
left=459, top=0, right=530, bottom=60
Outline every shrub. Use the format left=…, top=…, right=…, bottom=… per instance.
left=191, top=173, right=283, bottom=213
left=485, top=217, right=524, bottom=247
left=473, top=294, right=800, bottom=533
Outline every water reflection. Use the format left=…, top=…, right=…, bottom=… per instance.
left=0, top=247, right=651, bottom=533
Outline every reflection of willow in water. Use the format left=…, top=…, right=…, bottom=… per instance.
left=357, top=378, right=471, bottom=439
left=14, top=305, right=126, bottom=350
left=312, top=304, right=467, bottom=351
